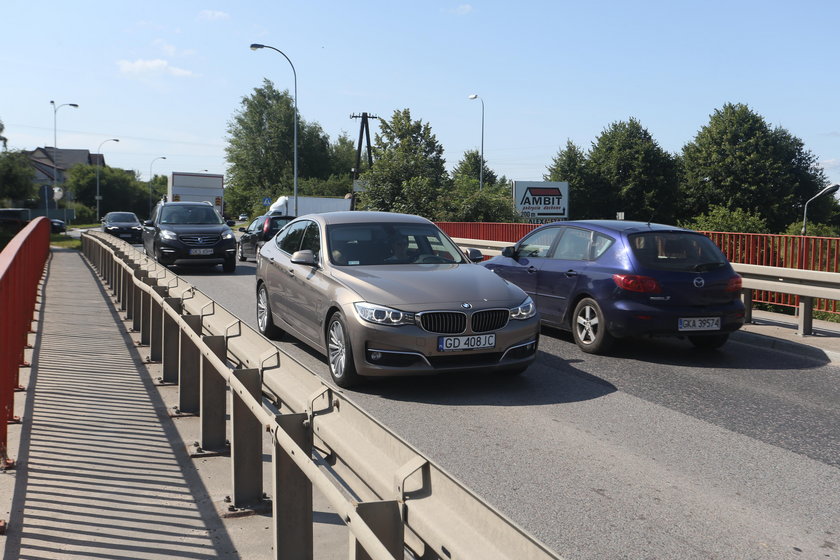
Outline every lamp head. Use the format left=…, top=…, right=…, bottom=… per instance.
left=468, top=94, right=478, bottom=100
left=250, top=43, right=265, bottom=50
left=826, top=184, right=840, bottom=195
left=69, top=104, right=79, bottom=108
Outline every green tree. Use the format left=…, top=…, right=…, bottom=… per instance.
left=452, top=149, right=498, bottom=187
left=442, top=174, right=521, bottom=222
left=782, top=221, right=838, bottom=237
left=65, top=164, right=151, bottom=218
left=0, top=119, right=8, bottom=150
left=359, top=109, right=449, bottom=219
left=679, top=204, right=768, bottom=233
left=680, top=103, right=830, bottom=233
left=545, top=140, right=595, bottom=219
left=0, top=150, right=36, bottom=203
left=588, top=118, right=678, bottom=223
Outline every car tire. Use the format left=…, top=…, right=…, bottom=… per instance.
left=256, top=283, right=283, bottom=340
left=688, top=333, right=729, bottom=349
left=327, top=311, right=361, bottom=389
left=223, top=256, right=236, bottom=273
left=238, top=242, right=247, bottom=261
left=572, top=297, right=614, bottom=354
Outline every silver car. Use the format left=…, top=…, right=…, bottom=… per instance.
left=255, top=211, right=540, bottom=388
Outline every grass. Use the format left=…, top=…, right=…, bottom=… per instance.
left=50, top=233, right=81, bottom=250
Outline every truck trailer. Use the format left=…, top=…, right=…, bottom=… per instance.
left=167, top=172, right=225, bottom=216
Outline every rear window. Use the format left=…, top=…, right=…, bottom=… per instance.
left=629, top=232, right=728, bottom=272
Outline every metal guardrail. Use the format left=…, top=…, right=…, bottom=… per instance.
left=81, top=230, right=563, bottom=560
left=453, top=238, right=840, bottom=337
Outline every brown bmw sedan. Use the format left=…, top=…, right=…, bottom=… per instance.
left=255, top=211, right=540, bottom=388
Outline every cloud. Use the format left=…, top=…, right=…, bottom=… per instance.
left=452, top=4, right=473, bottom=15
left=199, top=10, right=230, bottom=21
left=118, top=59, right=194, bottom=77
left=820, top=158, right=840, bottom=170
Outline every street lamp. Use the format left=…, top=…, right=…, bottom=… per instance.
left=149, top=156, right=167, bottom=218
left=49, top=100, right=79, bottom=216
left=250, top=43, right=298, bottom=216
left=468, top=94, right=485, bottom=191
left=801, top=184, right=840, bottom=235
left=95, top=138, right=119, bottom=221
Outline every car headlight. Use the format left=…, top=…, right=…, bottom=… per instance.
left=159, top=229, right=177, bottom=240
left=510, top=296, right=536, bottom=320
left=354, top=302, right=415, bottom=326
left=222, top=231, right=234, bottom=240
left=132, top=226, right=142, bottom=231
left=105, top=226, right=118, bottom=231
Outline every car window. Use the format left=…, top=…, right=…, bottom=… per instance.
left=160, top=205, right=223, bottom=225
left=248, top=217, right=264, bottom=232
left=277, top=220, right=309, bottom=254
left=629, top=232, right=727, bottom=271
left=300, top=223, right=321, bottom=260
left=552, top=227, right=592, bottom=260
left=327, top=222, right=465, bottom=266
left=109, top=212, right=138, bottom=222
left=517, top=227, right=560, bottom=258
left=591, top=232, right=615, bottom=259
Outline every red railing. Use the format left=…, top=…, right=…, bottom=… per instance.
left=0, top=217, right=50, bottom=469
left=437, top=222, right=840, bottom=315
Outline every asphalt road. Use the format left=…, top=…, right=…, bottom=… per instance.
left=173, top=258, right=840, bottom=560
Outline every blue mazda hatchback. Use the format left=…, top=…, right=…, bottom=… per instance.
left=481, top=220, right=745, bottom=354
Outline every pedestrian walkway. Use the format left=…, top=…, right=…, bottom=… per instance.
left=1, top=249, right=345, bottom=559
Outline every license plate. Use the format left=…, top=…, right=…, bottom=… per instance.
left=189, top=248, right=214, bottom=256
left=119, top=234, right=132, bottom=238
left=678, top=317, right=720, bottom=331
left=438, top=333, right=495, bottom=352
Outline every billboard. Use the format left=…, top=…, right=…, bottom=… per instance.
left=513, top=181, right=569, bottom=223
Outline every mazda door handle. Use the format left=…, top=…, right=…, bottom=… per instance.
left=527, top=266, right=537, bottom=273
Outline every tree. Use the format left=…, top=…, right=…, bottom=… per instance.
left=225, top=79, right=354, bottom=216
left=0, top=119, right=8, bottom=150
left=545, top=140, right=595, bottom=219
left=64, top=164, right=150, bottom=218
left=0, top=150, right=36, bottom=203
left=587, top=118, right=678, bottom=223
left=452, top=149, right=498, bottom=187
left=359, top=109, right=449, bottom=219
left=679, top=204, right=768, bottom=233
left=680, top=103, right=830, bottom=233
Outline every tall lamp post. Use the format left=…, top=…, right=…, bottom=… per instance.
left=95, top=138, right=119, bottom=221
left=148, top=156, right=167, bottom=218
left=800, top=183, right=839, bottom=270
left=467, top=94, right=485, bottom=191
left=50, top=100, right=79, bottom=216
left=250, top=43, right=298, bottom=216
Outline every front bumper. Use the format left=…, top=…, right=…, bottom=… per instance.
left=346, top=310, right=541, bottom=377
left=157, top=238, right=237, bottom=265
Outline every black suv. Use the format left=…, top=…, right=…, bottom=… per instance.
left=237, top=212, right=295, bottom=261
left=142, top=201, right=237, bottom=272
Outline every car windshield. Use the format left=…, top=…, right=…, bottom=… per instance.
left=160, top=205, right=224, bottom=225
left=629, top=232, right=728, bottom=272
left=108, top=212, right=138, bottom=222
left=327, top=222, right=466, bottom=266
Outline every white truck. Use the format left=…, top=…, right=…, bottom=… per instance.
left=168, top=172, right=225, bottom=216
left=268, top=195, right=353, bottom=216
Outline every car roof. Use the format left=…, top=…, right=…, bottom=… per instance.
left=541, top=220, right=691, bottom=235
left=159, top=201, right=213, bottom=207
left=302, top=211, right=433, bottom=226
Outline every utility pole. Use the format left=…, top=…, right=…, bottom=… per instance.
left=350, top=113, right=378, bottom=179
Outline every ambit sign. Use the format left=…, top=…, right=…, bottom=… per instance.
left=513, top=181, right=569, bottom=223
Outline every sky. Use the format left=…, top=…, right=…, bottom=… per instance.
left=3, top=0, right=839, bottom=192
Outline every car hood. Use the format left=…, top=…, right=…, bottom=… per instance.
left=330, top=263, right=528, bottom=309
left=106, top=221, right=141, bottom=227
left=159, top=224, right=231, bottom=235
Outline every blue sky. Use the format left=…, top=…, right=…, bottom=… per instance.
left=3, top=1, right=839, bottom=191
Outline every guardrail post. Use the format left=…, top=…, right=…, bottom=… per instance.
left=741, top=289, right=753, bottom=323
left=273, top=413, right=313, bottom=560
left=162, top=298, right=182, bottom=384
left=201, top=335, right=227, bottom=451
left=231, top=369, right=262, bottom=507
left=179, top=315, right=202, bottom=414
left=149, top=286, right=168, bottom=362
left=352, top=501, right=403, bottom=560
left=131, top=269, right=147, bottom=332
left=797, top=296, right=814, bottom=336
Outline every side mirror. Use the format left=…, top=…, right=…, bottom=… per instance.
left=238, top=227, right=246, bottom=232
left=143, top=220, right=153, bottom=227
left=226, top=220, right=235, bottom=227
left=501, top=246, right=517, bottom=258
left=465, top=248, right=484, bottom=263
left=290, top=249, right=317, bottom=266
